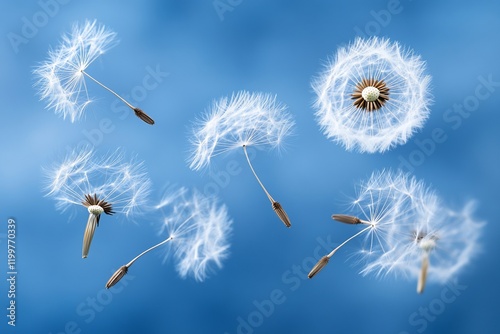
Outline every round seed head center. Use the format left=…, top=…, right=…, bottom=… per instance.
left=361, top=86, right=380, bottom=102
left=88, top=205, right=104, bottom=216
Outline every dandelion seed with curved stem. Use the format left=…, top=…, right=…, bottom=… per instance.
left=309, top=170, right=484, bottom=294
left=188, top=91, right=294, bottom=227
left=106, top=236, right=174, bottom=288
left=33, top=19, right=154, bottom=124
left=308, top=170, right=433, bottom=279
left=106, top=187, right=232, bottom=287
left=44, top=147, right=151, bottom=258
left=312, top=37, right=431, bottom=153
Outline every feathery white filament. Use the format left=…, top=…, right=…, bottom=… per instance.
left=188, top=91, right=294, bottom=171
left=44, top=146, right=151, bottom=218
left=156, top=186, right=232, bottom=282
left=33, top=20, right=118, bottom=122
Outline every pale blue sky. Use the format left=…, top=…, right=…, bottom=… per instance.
left=1, top=1, right=499, bottom=333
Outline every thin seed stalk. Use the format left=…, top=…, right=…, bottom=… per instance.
left=308, top=225, right=374, bottom=279
left=327, top=225, right=373, bottom=258
left=81, top=70, right=134, bottom=108
left=126, top=236, right=173, bottom=268
left=81, top=70, right=154, bottom=125
left=242, top=145, right=291, bottom=227
left=242, top=145, right=274, bottom=203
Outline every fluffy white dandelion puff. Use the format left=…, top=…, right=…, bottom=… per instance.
left=188, top=91, right=294, bottom=227
left=33, top=20, right=154, bottom=124
left=312, top=37, right=431, bottom=153
left=355, top=170, right=441, bottom=279
left=378, top=200, right=484, bottom=293
left=106, top=187, right=232, bottom=287
left=310, top=170, right=484, bottom=293
left=158, top=187, right=233, bottom=281
left=309, top=170, right=437, bottom=279
left=44, top=146, right=151, bottom=258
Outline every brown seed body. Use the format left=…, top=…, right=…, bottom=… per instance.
left=272, top=201, right=291, bottom=228
left=308, top=256, right=330, bottom=279
left=133, top=107, right=155, bottom=125
left=106, top=265, right=129, bottom=289
left=331, top=214, right=362, bottom=225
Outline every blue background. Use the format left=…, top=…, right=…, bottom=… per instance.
left=1, top=0, right=499, bottom=333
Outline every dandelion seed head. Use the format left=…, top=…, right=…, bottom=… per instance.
left=156, top=186, right=232, bottom=281
left=313, top=37, right=432, bottom=153
left=33, top=20, right=118, bottom=122
left=44, top=147, right=151, bottom=219
left=388, top=201, right=484, bottom=284
left=188, top=91, right=294, bottom=170
left=353, top=171, right=484, bottom=286
left=339, top=170, right=438, bottom=278
left=87, top=205, right=104, bottom=216
left=361, top=86, right=380, bottom=102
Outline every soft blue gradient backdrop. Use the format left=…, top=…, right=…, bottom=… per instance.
left=1, top=1, right=499, bottom=333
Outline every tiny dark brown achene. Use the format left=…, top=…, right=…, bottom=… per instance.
left=81, top=193, right=115, bottom=258
left=332, top=214, right=362, bottom=225
left=308, top=256, right=330, bottom=278
left=272, top=202, right=291, bottom=228
left=351, top=78, right=390, bottom=112
left=106, top=265, right=129, bottom=289
left=133, top=107, right=155, bottom=125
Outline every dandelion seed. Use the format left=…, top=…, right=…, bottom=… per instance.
left=309, top=170, right=431, bottom=279
left=312, top=37, right=432, bottom=153
left=44, top=147, right=151, bottom=258
left=308, top=221, right=375, bottom=279
left=106, top=187, right=232, bottom=287
left=243, top=145, right=291, bottom=228
left=312, top=170, right=484, bottom=292
left=331, top=214, right=362, bottom=225
left=380, top=200, right=484, bottom=293
left=133, top=107, right=155, bottom=125
left=272, top=201, right=291, bottom=228
left=33, top=20, right=154, bottom=124
left=105, top=265, right=128, bottom=289
left=188, top=91, right=294, bottom=227
left=106, top=237, right=173, bottom=288
left=308, top=256, right=329, bottom=279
